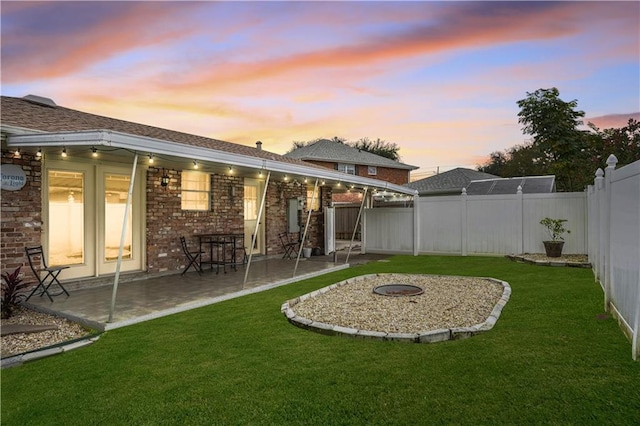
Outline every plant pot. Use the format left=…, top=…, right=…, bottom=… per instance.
left=302, top=247, right=312, bottom=258
left=543, top=241, right=564, bottom=258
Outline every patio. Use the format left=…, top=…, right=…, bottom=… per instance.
left=24, top=249, right=388, bottom=331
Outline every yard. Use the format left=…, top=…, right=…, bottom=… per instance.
left=2, top=255, right=639, bottom=425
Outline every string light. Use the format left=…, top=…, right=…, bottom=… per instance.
left=13, top=148, right=20, bottom=158
left=193, top=160, right=199, bottom=169
left=61, top=147, right=67, bottom=158
left=91, top=147, right=98, bottom=157
left=228, top=166, right=233, bottom=174
left=148, top=154, right=154, bottom=164
left=36, top=148, right=42, bottom=158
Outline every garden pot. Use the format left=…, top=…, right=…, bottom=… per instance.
left=302, top=247, right=312, bottom=258
left=543, top=241, right=564, bottom=258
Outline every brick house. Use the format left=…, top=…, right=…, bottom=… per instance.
left=1, top=95, right=416, bottom=285
left=284, top=139, right=418, bottom=203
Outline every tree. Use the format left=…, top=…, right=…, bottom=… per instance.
left=350, top=138, right=400, bottom=161
left=516, top=87, right=588, bottom=191
left=586, top=118, right=640, bottom=169
left=287, top=137, right=401, bottom=161
left=477, top=142, right=545, bottom=177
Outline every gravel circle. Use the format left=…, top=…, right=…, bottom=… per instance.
left=291, top=274, right=505, bottom=334
left=1, top=306, right=90, bottom=358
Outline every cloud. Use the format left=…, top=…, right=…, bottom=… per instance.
left=1, top=2, right=207, bottom=83
left=586, top=113, right=640, bottom=130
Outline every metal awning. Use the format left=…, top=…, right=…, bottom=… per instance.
left=5, top=129, right=418, bottom=197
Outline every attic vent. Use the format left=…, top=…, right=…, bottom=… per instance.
left=23, top=94, right=57, bottom=107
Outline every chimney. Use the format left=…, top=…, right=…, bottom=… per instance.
left=256, top=141, right=262, bottom=150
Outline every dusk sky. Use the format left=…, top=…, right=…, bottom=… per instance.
left=2, top=1, right=638, bottom=178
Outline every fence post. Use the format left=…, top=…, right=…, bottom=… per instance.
left=603, top=155, right=618, bottom=312
left=516, top=185, right=524, bottom=255
left=461, top=188, right=468, bottom=256
left=594, top=169, right=604, bottom=282
left=413, top=193, right=420, bottom=256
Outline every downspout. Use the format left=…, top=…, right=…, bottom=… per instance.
left=294, top=178, right=318, bottom=277
left=108, top=153, right=138, bottom=323
left=345, top=187, right=368, bottom=264
left=244, top=172, right=270, bottom=285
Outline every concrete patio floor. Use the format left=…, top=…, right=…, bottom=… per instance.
left=25, top=249, right=389, bottom=331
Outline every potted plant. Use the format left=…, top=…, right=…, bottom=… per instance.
left=539, top=218, right=570, bottom=257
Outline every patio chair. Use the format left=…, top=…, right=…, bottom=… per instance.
left=278, top=232, right=299, bottom=260
left=180, top=236, right=203, bottom=275
left=24, top=245, right=70, bottom=303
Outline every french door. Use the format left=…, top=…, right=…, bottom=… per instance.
left=244, top=178, right=265, bottom=255
left=44, top=160, right=144, bottom=280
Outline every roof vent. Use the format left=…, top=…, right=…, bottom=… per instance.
left=22, top=94, right=57, bottom=107
left=256, top=141, right=262, bottom=150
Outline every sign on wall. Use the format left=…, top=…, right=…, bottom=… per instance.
left=1, top=164, right=27, bottom=191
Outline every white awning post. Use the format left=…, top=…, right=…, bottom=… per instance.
left=244, top=171, right=270, bottom=285
left=345, top=187, right=368, bottom=264
left=294, top=178, right=318, bottom=277
left=108, top=153, right=138, bottom=323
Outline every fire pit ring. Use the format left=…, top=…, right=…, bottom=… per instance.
left=373, top=284, right=424, bottom=297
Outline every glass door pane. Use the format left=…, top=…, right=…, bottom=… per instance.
left=104, top=174, right=132, bottom=261
left=48, top=170, right=84, bottom=266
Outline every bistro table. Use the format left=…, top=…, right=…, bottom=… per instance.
left=196, top=233, right=245, bottom=274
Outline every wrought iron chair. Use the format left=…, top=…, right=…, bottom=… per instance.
left=24, top=246, right=70, bottom=302
left=180, top=236, right=203, bottom=275
left=278, top=232, right=299, bottom=260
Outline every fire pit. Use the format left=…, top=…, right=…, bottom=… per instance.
left=373, top=284, right=424, bottom=297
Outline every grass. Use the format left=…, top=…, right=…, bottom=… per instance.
left=2, top=256, right=639, bottom=425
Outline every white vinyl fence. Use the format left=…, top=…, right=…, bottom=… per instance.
left=587, top=156, right=640, bottom=360
left=363, top=190, right=587, bottom=256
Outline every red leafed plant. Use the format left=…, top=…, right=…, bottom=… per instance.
left=1, top=266, right=29, bottom=319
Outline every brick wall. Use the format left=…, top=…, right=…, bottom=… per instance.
left=146, top=168, right=245, bottom=274
left=0, top=153, right=332, bottom=281
left=302, top=160, right=410, bottom=185
left=1, top=149, right=42, bottom=286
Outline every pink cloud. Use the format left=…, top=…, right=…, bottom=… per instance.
left=586, top=113, right=640, bottom=130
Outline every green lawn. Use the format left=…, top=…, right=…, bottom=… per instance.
left=2, top=256, right=639, bottom=425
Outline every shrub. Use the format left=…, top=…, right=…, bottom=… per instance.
left=1, top=266, right=29, bottom=319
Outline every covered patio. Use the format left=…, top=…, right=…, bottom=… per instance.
left=24, top=249, right=389, bottom=331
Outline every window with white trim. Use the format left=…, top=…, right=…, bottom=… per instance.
left=337, top=163, right=356, bottom=175
left=181, top=170, right=210, bottom=211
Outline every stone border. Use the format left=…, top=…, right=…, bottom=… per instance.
left=506, top=254, right=591, bottom=268
left=1, top=335, right=101, bottom=369
left=281, top=274, right=511, bottom=343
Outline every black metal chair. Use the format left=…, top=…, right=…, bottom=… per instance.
left=278, top=232, right=299, bottom=260
left=24, top=246, right=70, bottom=302
left=180, top=236, right=203, bottom=275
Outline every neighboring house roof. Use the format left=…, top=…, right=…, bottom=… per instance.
left=406, top=168, right=499, bottom=195
left=284, top=139, right=418, bottom=171
left=466, top=176, right=556, bottom=195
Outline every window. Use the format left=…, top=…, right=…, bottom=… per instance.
left=367, top=166, right=377, bottom=176
left=244, top=184, right=257, bottom=220
left=337, top=163, right=356, bottom=175
left=181, top=170, right=210, bottom=211
left=307, top=188, right=320, bottom=211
